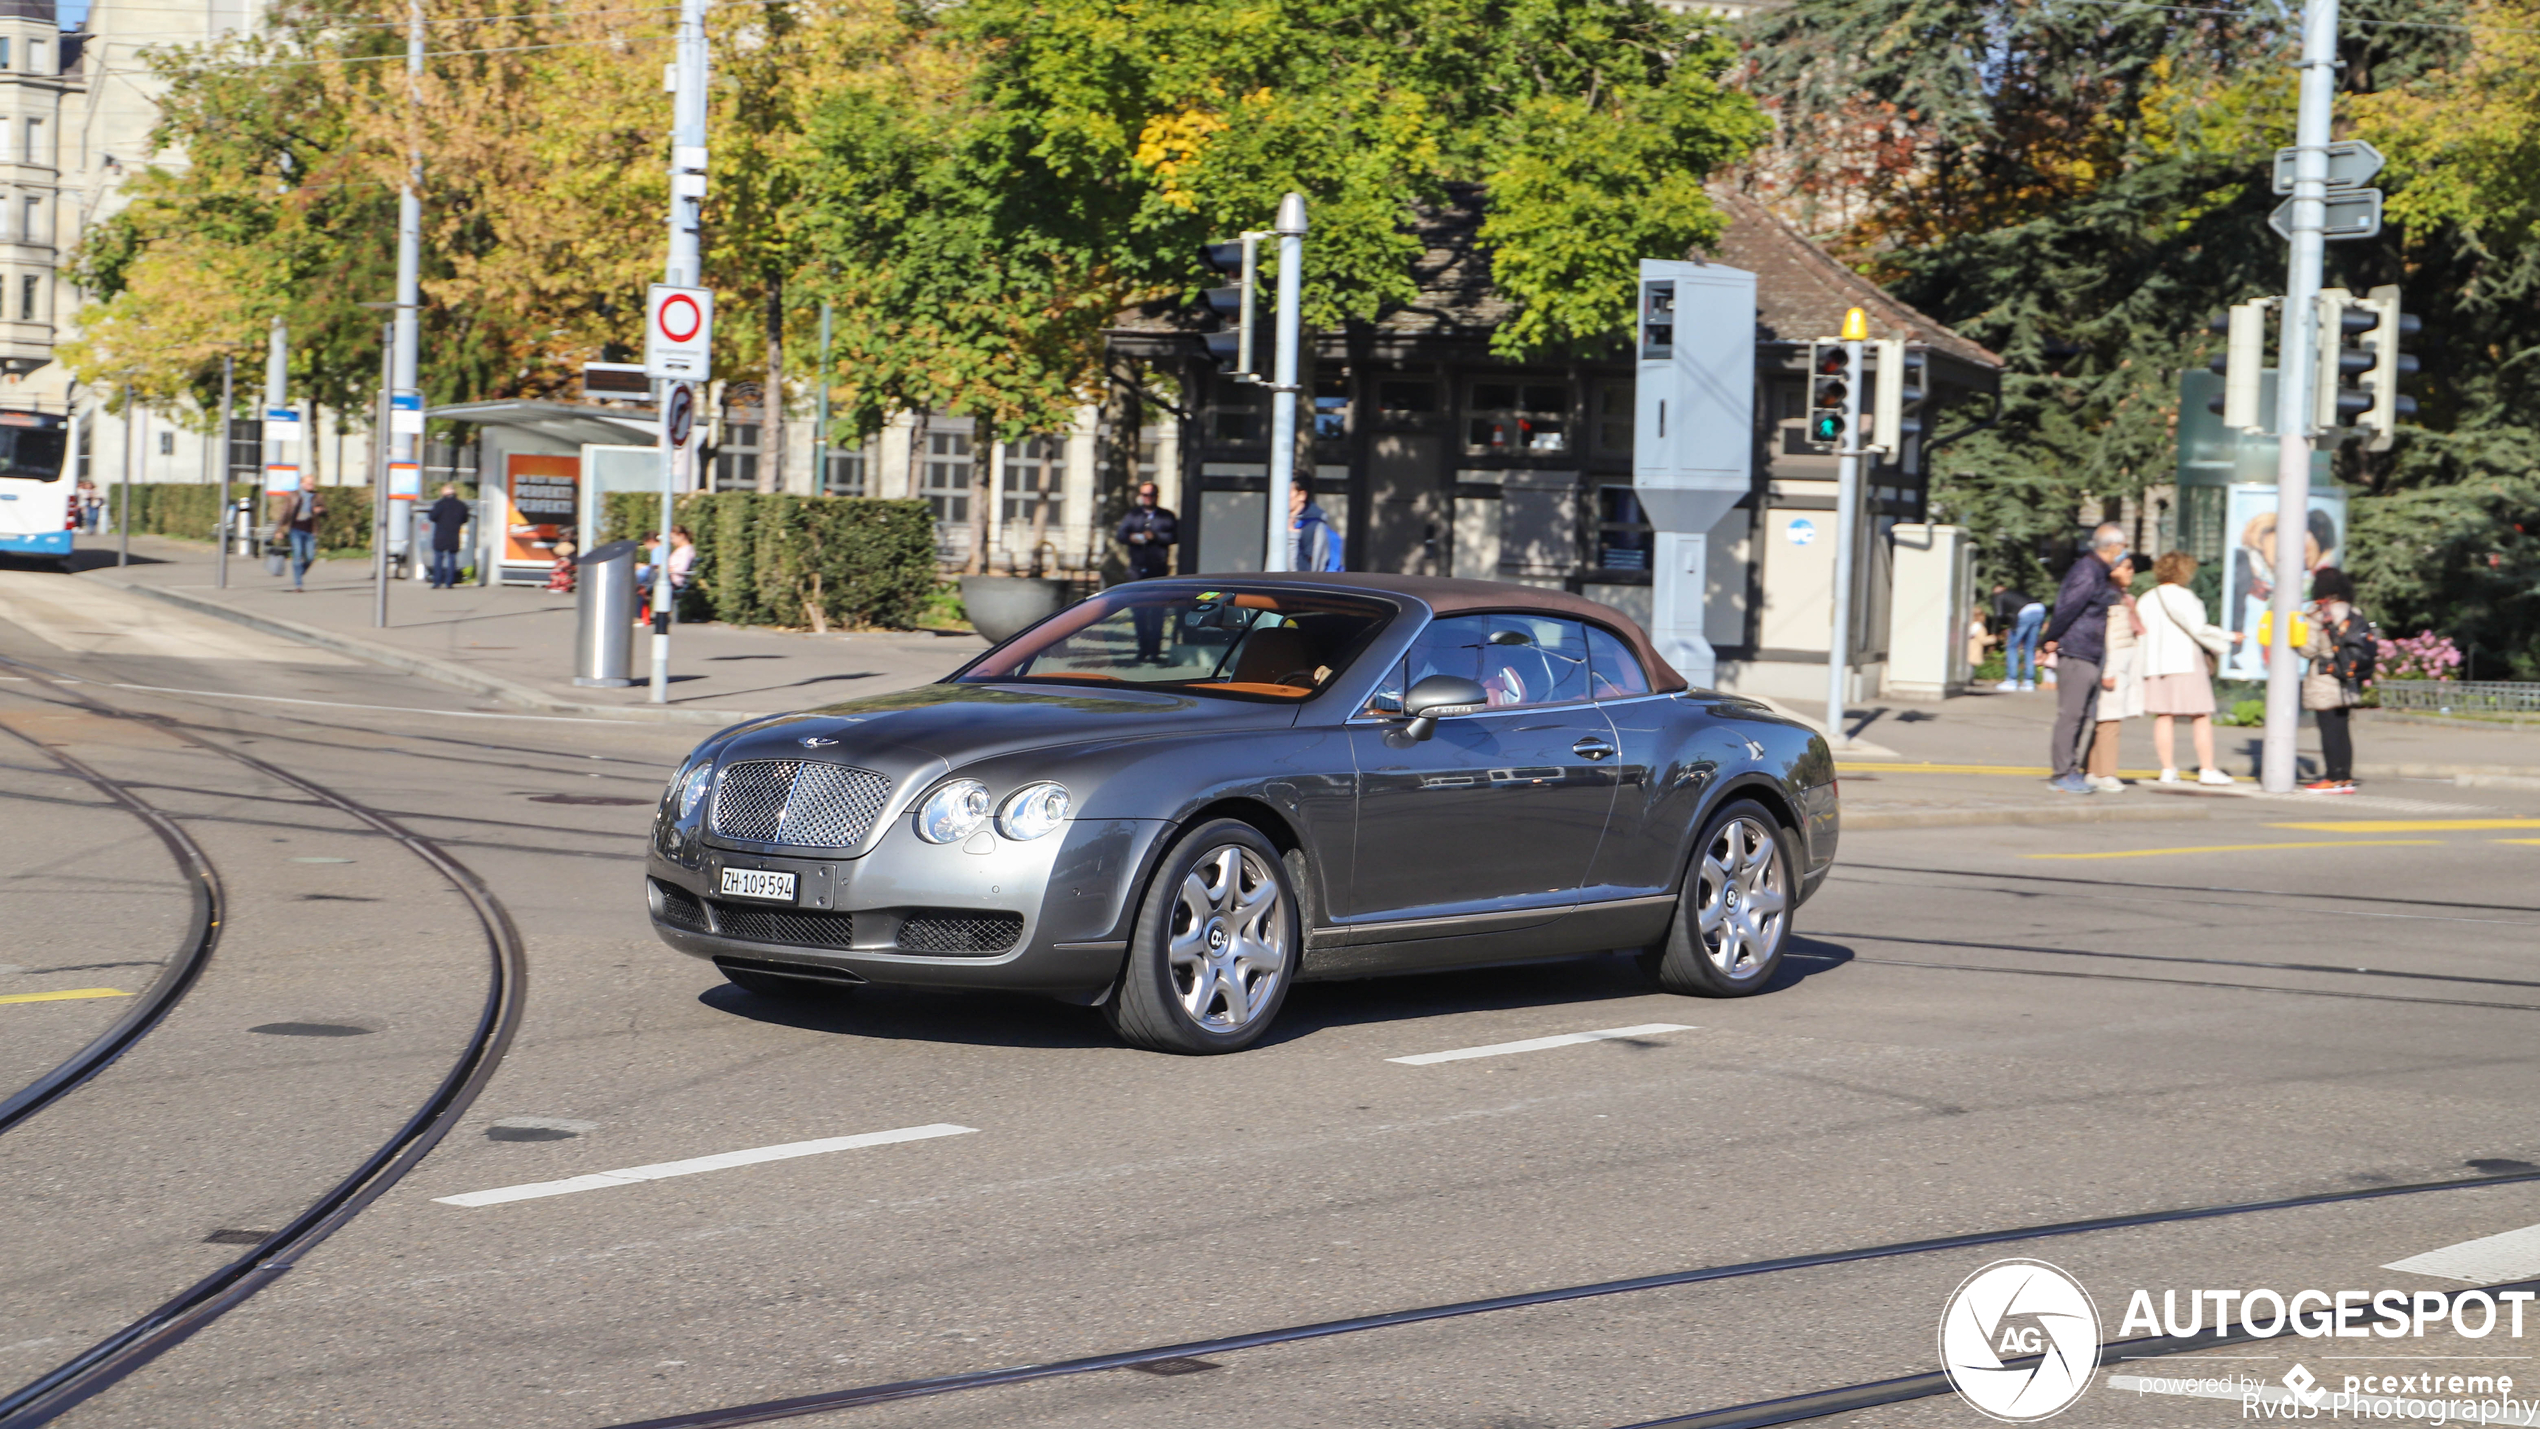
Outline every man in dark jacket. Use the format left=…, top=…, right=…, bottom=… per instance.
left=1115, top=482, right=1177, bottom=661
left=425, top=485, right=471, bottom=588
left=2041, top=523, right=2128, bottom=792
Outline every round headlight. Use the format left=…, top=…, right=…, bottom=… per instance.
left=675, top=762, right=714, bottom=819
left=997, top=782, right=1071, bottom=841
left=914, top=779, right=992, bottom=844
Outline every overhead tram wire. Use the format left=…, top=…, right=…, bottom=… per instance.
left=0, top=657, right=529, bottom=1429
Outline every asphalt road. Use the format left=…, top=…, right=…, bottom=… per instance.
left=5, top=563, right=2539, bottom=1429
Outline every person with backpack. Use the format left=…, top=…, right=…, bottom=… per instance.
left=2301, top=567, right=2372, bottom=793
left=1290, top=480, right=1343, bottom=572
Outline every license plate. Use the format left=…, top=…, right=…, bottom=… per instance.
left=718, top=867, right=797, bottom=903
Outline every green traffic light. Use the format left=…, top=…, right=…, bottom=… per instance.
left=1812, top=415, right=1844, bottom=442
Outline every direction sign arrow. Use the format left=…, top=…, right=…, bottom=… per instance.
left=2269, top=188, right=2383, bottom=243
left=2273, top=139, right=2385, bottom=194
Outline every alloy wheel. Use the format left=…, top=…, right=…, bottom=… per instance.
left=1166, top=844, right=1289, bottom=1032
left=1694, top=815, right=1788, bottom=980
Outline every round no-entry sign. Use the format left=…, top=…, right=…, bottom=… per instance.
left=665, top=382, right=696, bottom=449
left=656, top=292, right=703, bottom=344
left=643, top=283, right=714, bottom=380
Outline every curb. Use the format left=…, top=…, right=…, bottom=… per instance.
left=2353, top=762, right=2540, bottom=791
left=112, top=581, right=778, bottom=727
left=1844, top=803, right=2217, bottom=832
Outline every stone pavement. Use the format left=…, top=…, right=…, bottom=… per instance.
left=72, top=535, right=986, bottom=724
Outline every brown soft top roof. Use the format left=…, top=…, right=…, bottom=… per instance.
left=1168, top=571, right=1690, bottom=694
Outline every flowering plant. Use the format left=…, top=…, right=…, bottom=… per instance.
left=2377, top=631, right=2464, bottom=682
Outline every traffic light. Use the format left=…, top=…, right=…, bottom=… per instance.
left=2206, top=298, right=2271, bottom=431
left=2313, top=287, right=2376, bottom=431
left=1198, top=236, right=1261, bottom=379
left=1806, top=341, right=1848, bottom=448
left=1869, top=339, right=1926, bottom=466
left=2354, top=282, right=2420, bottom=452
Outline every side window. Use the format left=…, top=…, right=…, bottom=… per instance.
left=1586, top=624, right=1652, bottom=698
left=1478, top=614, right=1588, bottom=707
left=1362, top=614, right=1490, bottom=716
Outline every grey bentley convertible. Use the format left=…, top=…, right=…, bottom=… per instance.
left=647, top=573, right=1839, bottom=1053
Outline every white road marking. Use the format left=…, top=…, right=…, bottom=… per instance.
left=2384, top=1222, right=2540, bottom=1283
left=1387, top=1023, right=1695, bottom=1066
left=434, top=1123, right=977, bottom=1208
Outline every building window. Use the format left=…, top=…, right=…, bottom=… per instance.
left=19, top=275, right=34, bottom=321
left=999, top=437, right=1063, bottom=526
left=1594, top=380, right=1633, bottom=453
left=1, top=39, right=13, bottom=70
left=1594, top=485, right=1653, bottom=572
left=1313, top=376, right=1348, bottom=439
left=25, top=119, right=40, bottom=167
left=27, top=41, right=42, bottom=75
left=921, top=430, right=971, bottom=523
left=712, top=420, right=759, bottom=491
left=21, top=197, right=37, bottom=245
left=1211, top=407, right=1258, bottom=442
left=1466, top=382, right=1570, bottom=455
left=821, top=445, right=866, bottom=497
left=158, top=430, right=174, bottom=455
left=1376, top=379, right=1436, bottom=415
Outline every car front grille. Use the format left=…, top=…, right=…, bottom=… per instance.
left=708, top=902, right=857, bottom=949
left=652, top=879, right=708, bottom=931
left=710, top=760, right=893, bottom=848
left=895, top=911, right=1024, bottom=955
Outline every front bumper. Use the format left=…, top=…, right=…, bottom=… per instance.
left=646, top=816, right=1170, bottom=996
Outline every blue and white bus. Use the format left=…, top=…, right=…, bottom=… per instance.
left=0, top=411, right=73, bottom=562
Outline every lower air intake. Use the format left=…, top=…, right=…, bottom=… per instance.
left=709, top=903, right=857, bottom=949
left=896, top=912, right=1024, bottom=955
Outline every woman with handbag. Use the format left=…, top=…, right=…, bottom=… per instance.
left=2138, top=551, right=2242, bottom=786
left=2300, top=567, right=2366, bottom=793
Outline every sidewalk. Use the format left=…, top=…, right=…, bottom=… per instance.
left=75, top=536, right=986, bottom=724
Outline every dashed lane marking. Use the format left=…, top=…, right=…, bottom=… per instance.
left=0, top=987, right=133, bottom=1005
left=1387, top=1024, right=1695, bottom=1067
left=2024, top=839, right=2443, bottom=861
left=432, top=1123, right=978, bottom=1208
left=2383, top=1222, right=2540, bottom=1283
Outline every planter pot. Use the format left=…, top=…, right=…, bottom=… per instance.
left=958, top=575, right=1068, bottom=645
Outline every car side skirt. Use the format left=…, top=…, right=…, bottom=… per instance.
left=1297, top=894, right=1676, bottom=981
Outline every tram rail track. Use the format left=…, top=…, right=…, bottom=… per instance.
left=0, top=657, right=529, bottom=1429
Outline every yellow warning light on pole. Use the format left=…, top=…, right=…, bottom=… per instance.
left=1841, top=307, right=1869, bottom=341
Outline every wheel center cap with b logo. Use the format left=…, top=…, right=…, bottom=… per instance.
left=1206, top=922, right=1229, bottom=953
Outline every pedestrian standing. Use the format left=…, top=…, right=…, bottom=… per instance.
left=274, top=477, right=324, bottom=591
left=424, top=484, right=470, bottom=589
left=2301, top=567, right=2369, bottom=794
left=75, top=479, right=99, bottom=533
left=2138, top=550, right=2243, bottom=785
left=2085, top=553, right=2146, bottom=792
left=1996, top=584, right=2044, bottom=691
left=1290, top=481, right=1343, bottom=572
left=1115, top=481, right=1177, bottom=662
left=2040, top=523, right=2126, bottom=793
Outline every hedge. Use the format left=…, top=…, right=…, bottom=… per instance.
left=603, top=491, right=938, bottom=630
left=108, top=482, right=381, bottom=552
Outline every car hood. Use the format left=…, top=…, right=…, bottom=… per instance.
left=716, top=681, right=1297, bottom=771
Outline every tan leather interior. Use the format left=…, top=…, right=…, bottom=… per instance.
left=1228, top=627, right=1318, bottom=688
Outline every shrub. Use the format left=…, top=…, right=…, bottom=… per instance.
left=111, top=482, right=379, bottom=551
left=603, top=491, right=939, bottom=630
left=2376, top=631, right=2463, bottom=683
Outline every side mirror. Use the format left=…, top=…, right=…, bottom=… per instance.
left=1402, top=674, right=1487, bottom=741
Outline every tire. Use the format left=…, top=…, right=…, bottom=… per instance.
left=1647, top=799, right=1795, bottom=998
left=1104, top=819, right=1298, bottom=1054
left=721, top=965, right=849, bottom=1001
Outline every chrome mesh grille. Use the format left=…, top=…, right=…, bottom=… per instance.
left=896, top=912, right=1024, bottom=955
left=709, top=903, right=856, bottom=949
left=651, top=879, right=707, bottom=931
left=709, top=760, right=893, bottom=848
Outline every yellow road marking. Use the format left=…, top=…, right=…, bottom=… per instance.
left=2269, top=820, right=2540, bottom=833
left=2492, top=839, right=2540, bottom=846
left=1840, top=761, right=2238, bottom=782
left=2024, top=839, right=2442, bottom=861
left=0, top=987, right=134, bottom=1005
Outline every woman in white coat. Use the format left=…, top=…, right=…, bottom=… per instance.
left=2138, top=551, right=2242, bottom=785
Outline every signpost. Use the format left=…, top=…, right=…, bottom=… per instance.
left=645, top=285, right=713, bottom=381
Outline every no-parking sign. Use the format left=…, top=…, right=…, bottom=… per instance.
left=644, top=284, right=713, bottom=380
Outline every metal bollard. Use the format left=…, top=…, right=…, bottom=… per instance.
left=573, top=539, right=640, bottom=687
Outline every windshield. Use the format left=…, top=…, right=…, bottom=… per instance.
left=957, top=587, right=1395, bottom=701
left=0, top=425, right=66, bottom=481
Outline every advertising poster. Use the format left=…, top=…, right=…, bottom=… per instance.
left=504, top=454, right=580, bottom=564
left=2220, top=483, right=2346, bottom=680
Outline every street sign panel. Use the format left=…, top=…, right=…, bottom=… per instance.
left=2269, top=188, right=2382, bottom=243
left=644, top=284, right=713, bottom=380
left=262, top=407, right=302, bottom=446
left=389, top=392, right=425, bottom=435
left=2273, top=139, right=2385, bottom=194
left=664, top=381, right=696, bottom=449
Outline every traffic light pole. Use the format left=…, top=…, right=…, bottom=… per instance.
left=391, top=0, right=422, bottom=587
left=1823, top=325, right=1865, bottom=748
left=1262, top=193, right=1306, bottom=572
left=653, top=0, right=709, bottom=703
left=2263, top=0, right=2338, bottom=793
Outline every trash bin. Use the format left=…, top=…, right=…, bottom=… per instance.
left=574, top=539, right=639, bottom=687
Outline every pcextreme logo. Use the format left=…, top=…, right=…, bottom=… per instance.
left=1940, top=1259, right=2104, bottom=1422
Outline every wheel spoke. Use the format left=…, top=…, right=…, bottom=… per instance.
left=1215, top=960, right=1251, bottom=1024
left=1178, top=869, right=1217, bottom=927
left=1743, top=885, right=1787, bottom=918
left=1209, top=848, right=1244, bottom=914
left=1697, top=896, right=1727, bottom=934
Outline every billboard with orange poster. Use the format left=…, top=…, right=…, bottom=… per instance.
left=504, top=454, right=580, bottom=567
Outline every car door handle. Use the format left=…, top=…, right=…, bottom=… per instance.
left=1571, top=738, right=1616, bottom=761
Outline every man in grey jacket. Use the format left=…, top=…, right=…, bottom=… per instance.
left=2041, top=523, right=2127, bottom=793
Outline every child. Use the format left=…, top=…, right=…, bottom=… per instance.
left=544, top=536, right=579, bottom=594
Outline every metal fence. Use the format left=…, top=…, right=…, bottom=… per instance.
left=2375, top=680, right=2540, bottom=714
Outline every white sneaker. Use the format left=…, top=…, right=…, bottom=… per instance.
left=1997, top=679, right=2021, bottom=691
left=2087, top=775, right=2126, bottom=793
left=2157, top=768, right=2180, bottom=783
left=2019, top=680, right=2037, bottom=692
left=2197, top=768, right=2236, bottom=786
